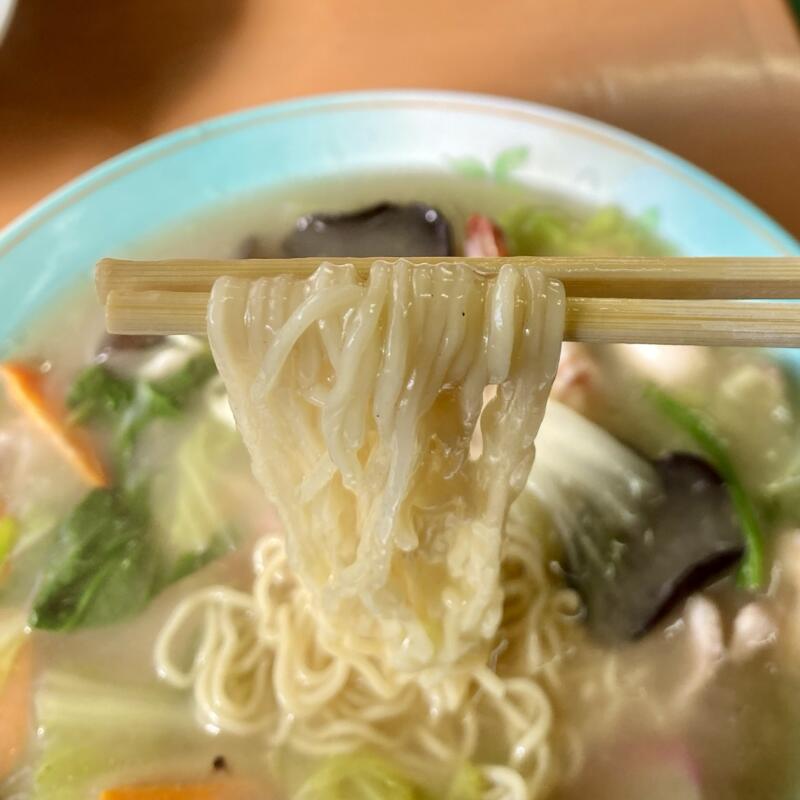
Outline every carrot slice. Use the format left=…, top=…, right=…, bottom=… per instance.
left=100, top=779, right=267, bottom=800
left=0, top=362, right=108, bottom=487
left=0, top=639, right=33, bottom=780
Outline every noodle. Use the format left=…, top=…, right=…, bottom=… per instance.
left=155, top=261, right=588, bottom=798
left=155, top=524, right=579, bottom=796
left=208, top=261, right=564, bottom=671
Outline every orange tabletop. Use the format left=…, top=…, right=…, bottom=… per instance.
left=1, top=0, right=799, bottom=237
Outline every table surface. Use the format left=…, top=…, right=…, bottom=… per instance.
left=1, top=0, right=799, bottom=238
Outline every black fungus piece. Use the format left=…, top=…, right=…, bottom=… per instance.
left=567, top=453, right=745, bottom=643
left=282, top=202, right=454, bottom=258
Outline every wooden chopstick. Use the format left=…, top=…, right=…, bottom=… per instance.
left=103, top=289, right=800, bottom=348
left=97, top=256, right=800, bottom=301
left=97, top=256, right=800, bottom=348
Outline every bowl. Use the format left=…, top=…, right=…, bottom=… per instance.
left=0, top=89, right=797, bottom=348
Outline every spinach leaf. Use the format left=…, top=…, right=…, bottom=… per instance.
left=115, top=353, right=217, bottom=461
left=115, top=383, right=180, bottom=461
left=66, top=365, right=134, bottom=424
left=33, top=352, right=226, bottom=632
left=67, top=352, right=218, bottom=465
left=164, top=535, right=233, bottom=586
left=153, top=352, right=217, bottom=406
left=30, top=488, right=159, bottom=631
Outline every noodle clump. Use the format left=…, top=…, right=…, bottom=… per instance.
left=155, top=261, right=582, bottom=798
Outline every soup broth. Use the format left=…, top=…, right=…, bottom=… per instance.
left=2, top=173, right=799, bottom=800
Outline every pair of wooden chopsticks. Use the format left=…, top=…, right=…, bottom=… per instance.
left=96, top=256, right=800, bottom=347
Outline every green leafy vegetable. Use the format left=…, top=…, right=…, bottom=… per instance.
left=152, top=417, right=240, bottom=576
left=26, top=353, right=227, bottom=633
left=29, top=417, right=240, bottom=631
left=450, top=146, right=529, bottom=182
left=0, top=513, right=60, bottom=606
left=445, top=762, right=484, bottom=800
left=450, top=156, right=489, bottom=180
left=33, top=670, right=197, bottom=800
left=152, top=351, right=218, bottom=406
left=116, top=352, right=217, bottom=461
left=66, top=365, right=134, bottom=424
left=296, top=753, right=426, bottom=800
left=500, top=204, right=671, bottom=257
left=67, top=352, right=217, bottom=465
left=165, top=536, right=232, bottom=586
left=492, top=145, right=529, bottom=182
left=29, top=489, right=158, bottom=631
left=646, top=385, right=765, bottom=588
left=28, top=480, right=233, bottom=632
left=0, top=516, right=18, bottom=567
left=115, top=383, right=178, bottom=462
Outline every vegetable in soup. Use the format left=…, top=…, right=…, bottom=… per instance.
left=2, top=173, right=800, bottom=800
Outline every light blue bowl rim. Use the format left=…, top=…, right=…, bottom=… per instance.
left=1, top=89, right=798, bottom=259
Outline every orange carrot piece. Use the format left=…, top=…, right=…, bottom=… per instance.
left=100, top=779, right=267, bottom=800
left=0, top=639, right=33, bottom=780
left=0, top=362, right=108, bottom=487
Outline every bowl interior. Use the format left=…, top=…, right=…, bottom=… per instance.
left=0, top=90, right=797, bottom=349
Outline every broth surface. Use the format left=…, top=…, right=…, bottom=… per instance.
left=2, top=172, right=799, bottom=800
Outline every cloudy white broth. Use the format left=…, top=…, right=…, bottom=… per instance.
left=2, top=172, right=800, bottom=800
